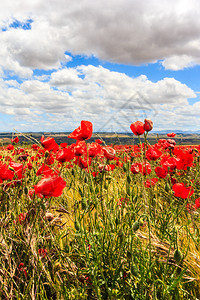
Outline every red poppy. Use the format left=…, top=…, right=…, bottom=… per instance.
left=88, top=143, right=102, bottom=158
left=95, top=139, right=103, bottom=144
left=102, top=146, right=116, bottom=160
left=9, top=161, right=25, bottom=179
left=18, top=263, right=27, bottom=278
left=73, top=141, right=87, bottom=156
left=155, top=166, right=167, bottom=178
left=56, top=148, right=75, bottom=163
left=68, top=120, right=93, bottom=141
left=75, top=156, right=91, bottom=169
left=172, top=183, right=194, bottom=199
left=6, top=144, right=14, bottom=151
left=139, top=161, right=151, bottom=175
left=11, top=136, right=19, bottom=144
left=144, top=119, right=153, bottom=132
left=146, top=147, right=162, bottom=161
left=36, top=164, right=53, bottom=176
left=34, top=175, right=66, bottom=197
left=130, top=121, right=145, bottom=136
left=41, top=136, right=59, bottom=152
left=195, top=198, right=200, bottom=209
left=0, top=163, right=14, bottom=181
left=161, top=156, right=178, bottom=172
left=130, top=162, right=140, bottom=174
left=167, top=133, right=176, bottom=137
left=175, top=150, right=194, bottom=170
left=38, top=248, right=47, bottom=258
left=60, top=142, right=68, bottom=148
left=144, top=178, right=158, bottom=188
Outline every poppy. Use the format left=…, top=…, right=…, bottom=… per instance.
left=56, top=148, right=75, bottom=163
left=195, top=198, right=200, bottom=209
left=130, top=162, right=140, bottom=174
left=144, top=119, right=153, bottom=132
left=172, top=183, right=194, bottom=199
left=139, top=161, right=151, bottom=175
left=34, top=175, right=66, bottom=197
left=102, top=146, right=116, bottom=160
left=68, top=120, right=93, bottom=141
left=11, top=136, right=19, bottom=144
left=38, top=248, right=47, bottom=258
left=88, top=143, right=102, bottom=158
left=146, top=147, right=162, bottom=161
left=155, top=166, right=167, bottom=179
left=0, top=162, right=14, bottom=181
left=144, top=178, right=158, bottom=188
left=167, top=133, right=176, bottom=137
left=130, top=121, right=145, bottom=136
left=41, top=136, right=59, bottom=152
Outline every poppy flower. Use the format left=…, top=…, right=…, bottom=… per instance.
left=144, top=119, right=153, bottom=132
left=155, top=166, right=167, bottom=179
left=36, top=164, right=53, bottom=176
left=0, top=162, right=14, bottom=181
left=172, top=183, right=194, bottom=199
left=144, top=178, right=158, bottom=188
left=56, top=148, right=75, bottom=163
left=73, top=141, right=87, bottom=156
left=195, top=198, right=200, bottom=209
left=9, top=161, right=25, bottom=179
left=88, top=143, right=102, bottom=158
left=130, top=121, right=145, bottom=136
left=95, top=139, right=103, bottom=144
left=75, top=156, right=91, bottom=169
left=41, top=136, right=59, bottom=152
left=167, top=133, right=176, bottom=137
left=38, top=248, right=47, bottom=258
left=18, top=263, right=27, bottom=278
left=146, top=147, right=162, bottom=161
left=34, top=175, right=66, bottom=198
left=139, top=161, right=151, bottom=175
left=130, top=162, right=140, bottom=174
left=6, top=144, right=14, bottom=151
left=102, top=146, right=116, bottom=160
left=68, top=120, right=93, bottom=141
left=11, top=136, right=19, bottom=144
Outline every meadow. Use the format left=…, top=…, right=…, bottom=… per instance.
left=0, top=119, right=200, bottom=299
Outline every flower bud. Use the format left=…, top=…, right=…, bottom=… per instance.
left=144, top=119, right=153, bottom=132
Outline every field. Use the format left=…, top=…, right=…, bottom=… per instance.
left=0, top=120, right=200, bottom=299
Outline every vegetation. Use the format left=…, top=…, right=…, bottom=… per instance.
left=0, top=120, right=200, bottom=299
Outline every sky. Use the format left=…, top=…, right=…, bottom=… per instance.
left=0, top=0, right=200, bottom=133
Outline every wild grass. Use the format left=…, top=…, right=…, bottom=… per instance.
left=0, top=134, right=199, bottom=299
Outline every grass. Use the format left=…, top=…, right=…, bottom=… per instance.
left=0, top=132, right=199, bottom=299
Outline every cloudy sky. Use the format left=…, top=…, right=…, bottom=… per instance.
left=1, top=0, right=200, bottom=133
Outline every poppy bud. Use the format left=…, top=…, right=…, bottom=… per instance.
left=144, top=118, right=153, bottom=132
left=174, top=248, right=182, bottom=263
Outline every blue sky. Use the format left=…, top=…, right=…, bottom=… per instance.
left=0, top=0, right=200, bottom=133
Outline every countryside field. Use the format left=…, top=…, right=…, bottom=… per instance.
left=0, top=119, right=200, bottom=299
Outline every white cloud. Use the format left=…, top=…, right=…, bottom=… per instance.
left=0, top=1, right=200, bottom=131
left=0, top=0, right=200, bottom=72
left=0, top=64, right=197, bottom=132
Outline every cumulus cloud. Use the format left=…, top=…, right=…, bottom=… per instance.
left=0, top=0, right=200, bottom=131
left=0, top=64, right=197, bottom=132
left=0, top=0, right=200, bottom=73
